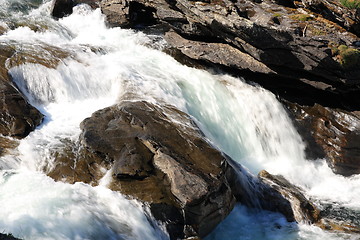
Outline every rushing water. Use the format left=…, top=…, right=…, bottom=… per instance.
left=0, top=1, right=359, bottom=239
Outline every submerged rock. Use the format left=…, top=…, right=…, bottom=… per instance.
left=49, top=100, right=236, bottom=239
left=317, top=218, right=360, bottom=234
left=284, top=102, right=360, bottom=176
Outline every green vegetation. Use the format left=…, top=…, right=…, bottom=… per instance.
left=340, top=0, right=360, bottom=9
left=290, top=14, right=314, bottom=21
left=308, top=25, right=326, bottom=36
left=331, top=44, right=360, bottom=69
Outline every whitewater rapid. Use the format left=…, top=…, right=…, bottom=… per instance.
left=0, top=1, right=359, bottom=240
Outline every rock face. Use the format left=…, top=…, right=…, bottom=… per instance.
left=0, top=45, right=43, bottom=138
left=258, top=170, right=321, bottom=223
left=47, top=99, right=360, bottom=236
left=49, top=100, right=236, bottom=239
left=97, top=0, right=360, bottom=109
left=285, top=102, right=360, bottom=176
left=257, top=170, right=360, bottom=233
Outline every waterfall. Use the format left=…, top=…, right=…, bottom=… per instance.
left=0, top=1, right=359, bottom=239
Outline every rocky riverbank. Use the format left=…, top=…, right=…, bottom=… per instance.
left=48, top=98, right=354, bottom=239
left=0, top=0, right=359, bottom=238
left=51, top=0, right=360, bottom=179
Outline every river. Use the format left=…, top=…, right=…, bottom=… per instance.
left=0, top=1, right=359, bottom=239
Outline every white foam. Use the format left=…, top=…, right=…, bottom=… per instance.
left=0, top=170, right=165, bottom=240
left=0, top=0, right=358, bottom=239
left=206, top=204, right=359, bottom=240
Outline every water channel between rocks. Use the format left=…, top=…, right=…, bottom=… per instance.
left=0, top=1, right=359, bottom=240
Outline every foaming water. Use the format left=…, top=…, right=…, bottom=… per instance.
left=206, top=204, right=359, bottom=240
left=0, top=1, right=358, bottom=240
left=0, top=4, right=169, bottom=239
left=0, top=170, right=164, bottom=240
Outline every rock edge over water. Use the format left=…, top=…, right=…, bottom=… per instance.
left=50, top=100, right=237, bottom=239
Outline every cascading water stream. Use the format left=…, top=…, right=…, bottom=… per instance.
left=0, top=1, right=359, bottom=239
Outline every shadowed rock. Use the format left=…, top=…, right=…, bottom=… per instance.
left=257, top=170, right=360, bottom=233
left=51, top=0, right=75, bottom=18
left=0, top=233, right=21, bottom=240
left=51, top=0, right=100, bottom=18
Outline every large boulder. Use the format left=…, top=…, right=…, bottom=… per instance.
left=284, top=101, right=360, bottom=176
left=47, top=99, right=360, bottom=236
left=49, top=100, right=236, bottom=239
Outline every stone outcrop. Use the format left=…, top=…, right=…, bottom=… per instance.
left=258, top=170, right=321, bottom=223
left=93, top=0, right=360, bottom=110
left=48, top=0, right=360, bottom=234
left=47, top=99, right=360, bottom=236
left=0, top=45, right=43, bottom=138
left=49, top=100, right=236, bottom=239
left=257, top=170, right=360, bottom=233
left=284, top=101, right=360, bottom=176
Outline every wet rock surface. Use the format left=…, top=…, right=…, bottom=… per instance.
left=48, top=99, right=360, bottom=237
left=0, top=45, right=43, bottom=138
left=284, top=101, right=360, bottom=176
left=257, top=170, right=360, bottom=233
left=49, top=100, right=236, bottom=239
left=48, top=0, right=360, bottom=235
left=258, top=170, right=321, bottom=223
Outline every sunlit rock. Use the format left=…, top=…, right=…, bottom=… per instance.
left=99, top=0, right=360, bottom=109
left=49, top=100, right=236, bottom=239
left=258, top=170, right=321, bottom=224
left=0, top=45, right=43, bottom=138
left=285, top=102, right=360, bottom=176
